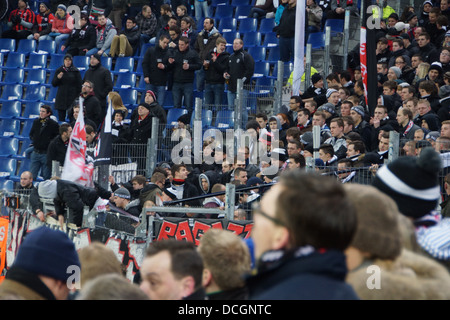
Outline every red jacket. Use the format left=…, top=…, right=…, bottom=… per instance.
left=9, top=8, right=35, bottom=31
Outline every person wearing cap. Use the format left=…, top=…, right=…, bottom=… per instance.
left=400, top=32, right=420, bottom=58
left=350, top=105, right=372, bottom=149
left=110, top=187, right=141, bottom=226
left=83, top=49, right=113, bottom=118
left=0, top=226, right=81, bottom=300
left=142, top=34, right=170, bottom=106
left=300, top=73, right=326, bottom=100
left=28, top=2, right=54, bottom=41
left=49, top=4, right=74, bottom=52
left=2, top=0, right=35, bottom=40
left=51, top=53, right=83, bottom=122
left=61, top=13, right=96, bottom=56
left=142, top=89, right=167, bottom=128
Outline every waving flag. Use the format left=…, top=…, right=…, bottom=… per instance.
left=61, top=97, right=94, bottom=187
left=94, top=97, right=112, bottom=166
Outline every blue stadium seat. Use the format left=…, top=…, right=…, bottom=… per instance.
left=252, top=61, right=270, bottom=78
left=213, top=110, right=234, bottom=130
left=0, top=158, right=17, bottom=178
left=43, top=85, right=58, bottom=106
left=267, top=47, right=280, bottom=63
left=1, top=52, right=26, bottom=70
left=222, top=32, right=240, bottom=48
left=218, top=18, right=237, bottom=33
left=134, top=57, right=144, bottom=75
left=0, top=137, right=19, bottom=158
left=0, top=119, right=21, bottom=138
left=325, top=19, right=345, bottom=34
left=166, top=108, right=189, bottom=128
left=137, top=75, right=147, bottom=93
left=117, top=88, right=138, bottom=106
left=1, top=69, right=25, bottom=85
left=19, top=102, right=44, bottom=120
left=235, top=5, right=252, bottom=19
left=0, top=38, right=16, bottom=54
left=210, top=0, right=229, bottom=6
left=0, top=52, right=4, bottom=66
left=17, top=39, right=37, bottom=56
left=308, top=32, right=325, bottom=49
left=255, top=76, right=275, bottom=91
left=140, top=43, right=154, bottom=57
left=47, top=54, right=65, bottom=71
left=37, top=39, right=56, bottom=54
left=0, top=101, right=22, bottom=120
left=114, top=73, right=137, bottom=90
left=231, top=0, right=250, bottom=6
left=24, top=69, right=47, bottom=86
left=25, top=53, right=48, bottom=70
left=262, top=32, right=278, bottom=47
left=19, top=84, right=46, bottom=103
left=73, top=55, right=90, bottom=71
left=242, top=31, right=261, bottom=47
left=214, top=5, right=234, bottom=19
left=248, top=46, right=266, bottom=61
left=271, top=61, right=293, bottom=80
left=0, top=178, right=14, bottom=191
left=10, top=157, right=31, bottom=180
left=163, top=91, right=174, bottom=109
left=0, top=84, right=23, bottom=102
left=190, top=109, right=213, bottom=128
left=259, top=18, right=276, bottom=33
left=101, top=56, right=112, bottom=69
left=238, top=18, right=258, bottom=32
left=113, top=56, right=135, bottom=74
left=16, top=119, right=34, bottom=140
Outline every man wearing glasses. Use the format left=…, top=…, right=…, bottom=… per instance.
left=246, top=170, right=359, bottom=300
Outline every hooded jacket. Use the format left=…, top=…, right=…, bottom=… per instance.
left=52, top=12, right=73, bottom=34
left=194, top=26, right=221, bottom=61
left=64, top=21, right=97, bottom=51
left=118, top=23, right=140, bottom=55
left=95, top=18, right=117, bottom=51
left=346, top=249, right=450, bottom=300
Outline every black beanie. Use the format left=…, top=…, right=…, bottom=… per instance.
left=372, top=147, right=442, bottom=220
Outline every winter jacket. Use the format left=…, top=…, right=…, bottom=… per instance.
left=307, top=3, right=322, bottom=30
left=29, top=117, right=60, bottom=153
left=52, top=13, right=73, bottom=34
left=246, top=247, right=360, bottom=300
left=142, top=44, right=170, bottom=86
left=64, top=22, right=97, bottom=52
left=52, top=65, right=83, bottom=111
left=118, top=24, right=140, bottom=55
left=7, top=8, right=35, bottom=32
left=346, top=249, right=450, bottom=300
left=82, top=93, right=103, bottom=127
left=128, top=113, right=153, bottom=143
left=94, top=18, right=117, bottom=51
left=32, top=11, right=54, bottom=35
left=135, top=11, right=158, bottom=38
left=46, top=135, right=69, bottom=170
left=194, top=27, right=221, bottom=61
left=169, top=47, right=202, bottom=83
left=83, top=61, right=113, bottom=109
left=277, top=4, right=296, bottom=38
left=226, top=48, right=255, bottom=92
left=0, top=267, right=56, bottom=300
left=205, top=48, right=230, bottom=84
left=419, top=42, right=440, bottom=65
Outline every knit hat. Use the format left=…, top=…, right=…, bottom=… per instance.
left=318, top=102, right=336, bottom=115
left=64, top=53, right=73, bottom=61
left=146, top=90, right=157, bottom=102
left=91, top=53, right=101, bottom=62
left=138, top=102, right=152, bottom=112
left=389, top=66, right=402, bottom=78
left=372, top=147, right=442, bottom=220
left=429, top=62, right=443, bottom=75
left=38, top=180, right=57, bottom=199
left=344, top=184, right=402, bottom=260
left=39, top=1, right=49, bottom=10
left=177, top=113, right=190, bottom=126
left=399, top=32, right=411, bottom=41
left=426, top=131, right=440, bottom=141
left=246, top=176, right=263, bottom=188
left=311, top=73, right=323, bottom=85
left=423, top=0, right=433, bottom=6
left=326, top=88, right=338, bottom=99
left=114, top=187, right=131, bottom=199
left=271, top=147, right=287, bottom=162
left=57, top=4, right=66, bottom=11
left=394, top=21, right=409, bottom=32
left=405, top=12, right=417, bottom=23
left=12, top=226, right=80, bottom=282
left=351, top=105, right=365, bottom=117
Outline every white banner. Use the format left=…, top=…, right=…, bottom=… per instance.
left=292, top=0, right=305, bottom=96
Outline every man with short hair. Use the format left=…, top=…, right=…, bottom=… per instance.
left=312, top=110, right=331, bottom=141
left=29, top=105, right=59, bottom=180
left=2, top=0, right=35, bottom=40
left=139, top=239, right=205, bottom=300
left=233, top=167, right=248, bottom=186
left=397, top=107, right=420, bottom=141
left=296, top=108, right=312, bottom=134
left=417, top=32, right=440, bottom=64
left=325, top=117, right=347, bottom=160
left=46, top=123, right=72, bottom=174
left=441, top=120, right=450, bottom=138
left=80, top=80, right=102, bottom=128
left=246, top=170, right=358, bottom=300
left=319, top=143, right=338, bottom=170
left=287, top=96, right=302, bottom=127
left=136, top=5, right=158, bottom=48
left=17, top=171, right=44, bottom=221
left=85, top=14, right=117, bottom=57
left=203, top=36, right=229, bottom=107
left=109, top=16, right=140, bottom=57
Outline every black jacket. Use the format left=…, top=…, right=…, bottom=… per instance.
left=169, top=47, right=202, bottom=83
left=16, top=184, right=42, bottom=214
left=276, top=4, right=296, bottom=38
left=46, top=135, right=68, bottom=170
left=29, top=117, right=59, bottom=153
left=128, top=113, right=153, bottom=143
left=142, top=44, right=170, bottom=86
left=82, top=93, right=102, bottom=128
left=52, top=65, right=83, bottom=112
left=64, top=22, right=97, bottom=52
left=119, top=24, right=140, bottom=55
left=419, top=42, right=440, bottom=64
left=226, top=48, right=255, bottom=93
left=83, top=62, right=113, bottom=109
left=205, top=48, right=230, bottom=84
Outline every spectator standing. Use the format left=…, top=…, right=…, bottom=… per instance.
left=203, top=36, right=229, bottom=107
left=142, top=34, right=170, bottom=106
left=276, top=0, right=296, bottom=62
left=61, top=13, right=96, bottom=56
left=17, top=171, right=44, bottom=222
left=109, top=16, right=140, bottom=57
left=27, top=2, right=54, bottom=41
left=51, top=53, right=83, bottom=122
left=46, top=123, right=72, bottom=174
left=29, top=105, right=59, bottom=180
left=2, top=0, right=35, bottom=40
left=168, top=36, right=201, bottom=114
left=194, top=0, right=210, bottom=22
left=180, top=16, right=198, bottom=48
left=80, top=80, right=102, bottom=128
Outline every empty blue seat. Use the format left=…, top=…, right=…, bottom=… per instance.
left=218, top=18, right=237, bottom=33
left=0, top=84, right=23, bottom=102
left=19, top=102, right=44, bottom=120
left=0, top=137, right=19, bottom=158
left=43, top=85, right=58, bottom=106
left=166, top=108, right=189, bottom=128
left=0, top=101, right=22, bottom=120
left=1, top=69, right=25, bottom=85
left=259, top=18, right=276, bottom=33
left=242, top=31, right=261, bottom=47
left=214, top=110, right=234, bottom=130
left=267, top=47, right=280, bottom=63
left=231, top=0, right=250, bottom=6
left=117, top=88, right=138, bottom=106
left=325, top=19, right=345, bottom=33
left=73, top=55, right=90, bottom=71
left=19, top=84, right=46, bottom=103
left=0, top=119, right=21, bottom=138
left=271, top=61, right=293, bottom=80
left=47, top=54, right=65, bottom=71
left=248, top=46, right=266, bottom=61
left=0, top=38, right=16, bottom=54
left=16, top=119, right=34, bottom=140
left=238, top=18, right=258, bottom=32
left=0, top=178, right=14, bottom=191
left=210, top=0, right=229, bottom=6
left=140, top=43, right=154, bottom=57
left=134, top=57, right=144, bottom=75
left=114, top=73, right=137, bottom=90
left=190, top=109, right=213, bottom=128
left=113, top=57, right=135, bottom=74
left=137, top=75, right=147, bottom=93
left=101, top=56, right=112, bottom=69
left=25, top=53, right=48, bottom=70
left=252, top=61, right=270, bottom=78
left=235, top=5, right=252, bottom=19
left=163, top=91, right=174, bottom=108
left=17, top=39, right=36, bottom=55
left=24, top=69, right=47, bottom=85
left=214, top=5, right=234, bottom=19
left=262, top=32, right=279, bottom=47
left=222, top=32, right=240, bottom=47
left=37, top=39, right=56, bottom=54
left=0, top=158, right=17, bottom=177
left=1, top=52, right=26, bottom=70
left=10, top=157, right=31, bottom=179
left=308, top=32, right=325, bottom=49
